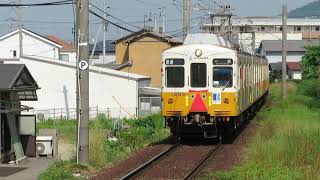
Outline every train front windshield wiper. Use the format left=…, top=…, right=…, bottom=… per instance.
left=222, top=77, right=232, bottom=91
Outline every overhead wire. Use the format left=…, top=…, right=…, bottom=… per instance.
left=89, top=9, right=135, bottom=33
left=89, top=2, right=144, bottom=30
left=0, top=0, right=73, bottom=7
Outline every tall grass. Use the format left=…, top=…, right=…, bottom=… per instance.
left=39, top=114, right=169, bottom=179
left=206, top=82, right=320, bottom=179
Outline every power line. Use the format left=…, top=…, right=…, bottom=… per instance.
left=0, top=0, right=73, bottom=7
left=89, top=2, right=144, bottom=30
left=89, top=9, right=135, bottom=33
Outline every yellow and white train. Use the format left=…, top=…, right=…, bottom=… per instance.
left=161, top=34, right=269, bottom=139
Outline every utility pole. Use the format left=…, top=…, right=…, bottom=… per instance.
left=18, top=0, right=23, bottom=57
left=183, top=0, right=190, bottom=39
left=77, top=0, right=89, bottom=164
left=159, top=7, right=165, bottom=33
left=75, top=0, right=80, bottom=161
left=103, top=1, right=107, bottom=64
left=162, top=11, right=165, bottom=33
left=282, top=5, right=287, bottom=98
left=153, top=13, right=158, bottom=31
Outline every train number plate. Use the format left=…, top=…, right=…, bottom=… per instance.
left=213, top=92, right=221, bottom=104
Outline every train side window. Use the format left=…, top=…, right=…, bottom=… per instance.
left=212, top=67, right=233, bottom=88
left=191, top=63, right=207, bottom=87
left=166, top=67, right=184, bottom=87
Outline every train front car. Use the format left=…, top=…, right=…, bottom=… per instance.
left=161, top=34, right=240, bottom=139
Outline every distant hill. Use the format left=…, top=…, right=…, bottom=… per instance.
left=289, top=1, right=320, bottom=18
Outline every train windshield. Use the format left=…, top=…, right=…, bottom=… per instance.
left=212, top=67, right=233, bottom=88
left=166, top=67, right=184, bottom=87
left=191, top=63, right=207, bottom=87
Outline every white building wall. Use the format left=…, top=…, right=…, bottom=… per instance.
left=0, top=32, right=59, bottom=60
left=292, top=71, right=302, bottom=80
left=60, top=51, right=77, bottom=63
left=239, top=33, right=302, bottom=49
left=289, top=70, right=302, bottom=80
left=266, top=52, right=304, bottom=63
left=6, top=56, right=149, bottom=118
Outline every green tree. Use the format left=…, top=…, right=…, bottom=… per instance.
left=300, top=46, right=320, bottom=79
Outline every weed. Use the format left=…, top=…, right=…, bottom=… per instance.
left=205, top=82, right=320, bottom=179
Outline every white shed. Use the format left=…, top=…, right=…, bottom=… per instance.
left=0, top=29, right=62, bottom=60
left=4, top=56, right=151, bottom=119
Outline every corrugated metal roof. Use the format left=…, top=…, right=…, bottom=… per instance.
left=0, top=64, right=23, bottom=90
left=0, top=64, right=39, bottom=91
left=260, top=40, right=320, bottom=52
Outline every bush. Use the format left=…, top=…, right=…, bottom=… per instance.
left=297, top=79, right=320, bottom=97
left=297, top=79, right=320, bottom=108
left=300, top=46, right=320, bottom=79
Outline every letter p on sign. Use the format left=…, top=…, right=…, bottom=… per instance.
left=79, top=61, right=89, bottom=70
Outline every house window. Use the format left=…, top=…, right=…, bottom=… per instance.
left=316, top=26, right=320, bottom=31
left=13, top=50, right=17, bottom=57
left=60, top=54, right=69, bottom=61
left=261, top=26, right=265, bottom=31
left=294, top=26, right=301, bottom=32
left=240, top=26, right=245, bottom=32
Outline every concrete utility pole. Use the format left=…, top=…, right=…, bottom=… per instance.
left=75, top=0, right=80, bottom=161
left=103, top=1, right=107, bottom=64
left=161, top=9, right=165, bottom=33
left=77, top=0, right=89, bottom=164
left=183, top=0, right=190, bottom=39
left=18, top=0, right=23, bottom=57
left=282, top=5, right=287, bottom=98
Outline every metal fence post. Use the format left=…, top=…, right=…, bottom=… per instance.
left=96, top=106, right=99, bottom=118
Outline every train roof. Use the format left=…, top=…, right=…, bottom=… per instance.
left=183, top=34, right=232, bottom=48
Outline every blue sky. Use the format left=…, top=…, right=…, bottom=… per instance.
left=0, top=0, right=315, bottom=42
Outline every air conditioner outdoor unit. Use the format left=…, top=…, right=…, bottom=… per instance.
left=36, top=136, right=53, bottom=156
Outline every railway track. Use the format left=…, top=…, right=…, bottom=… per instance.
left=120, top=143, right=181, bottom=180
left=183, top=142, right=223, bottom=180
left=120, top=141, right=223, bottom=180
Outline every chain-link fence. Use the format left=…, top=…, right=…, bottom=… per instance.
left=138, top=97, right=161, bottom=117
left=28, top=97, right=162, bottom=121
left=31, top=106, right=138, bottom=122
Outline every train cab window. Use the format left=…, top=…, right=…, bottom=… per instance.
left=212, top=67, right=233, bottom=88
left=191, top=63, right=207, bottom=87
left=166, top=67, right=184, bottom=87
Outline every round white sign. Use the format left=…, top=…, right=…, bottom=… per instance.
left=79, top=61, right=89, bottom=70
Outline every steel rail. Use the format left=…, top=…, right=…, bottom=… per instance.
left=120, top=143, right=181, bottom=180
left=183, top=142, right=223, bottom=180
